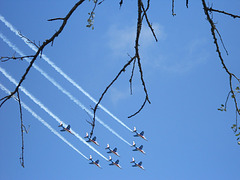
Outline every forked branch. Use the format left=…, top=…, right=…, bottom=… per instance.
left=0, top=0, right=86, bottom=108
left=90, top=0, right=153, bottom=137
left=202, top=0, right=240, bottom=135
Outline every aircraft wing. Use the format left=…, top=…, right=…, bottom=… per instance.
left=140, top=131, right=144, bottom=135
left=95, top=160, right=99, bottom=164
left=60, top=129, right=66, bottom=131
left=113, top=148, right=117, bottom=152
left=92, top=136, right=96, bottom=141
left=66, top=125, right=71, bottom=130
left=115, top=160, right=119, bottom=164
left=139, top=145, right=143, bottom=150
left=138, top=161, right=142, bottom=166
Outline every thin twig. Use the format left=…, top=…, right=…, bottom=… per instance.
left=17, top=91, right=25, bottom=168
left=215, top=28, right=228, bottom=55
left=186, top=0, right=189, bottom=8
left=0, top=55, right=34, bottom=62
left=119, top=0, right=123, bottom=8
left=208, top=7, right=240, bottom=19
left=47, top=18, right=65, bottom=21
left=141, top=2, right=158, bottom=42
left=128, top=98, right=147, bottom=118
left=90, top=56, right=136, bottom=137
left=172, top=0, right=176, bottom=16
left=129, top=58, right=136, bottom=95
left=18, top=32, right=40, bottom=49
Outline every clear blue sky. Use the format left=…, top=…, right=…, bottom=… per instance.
left=0, top=0, right=240, bottom=179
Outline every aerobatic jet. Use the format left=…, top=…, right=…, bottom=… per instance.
left=108, top=156, right=122, bottom=169
left=58, top=122, right=73, bottom=135
left=132, top=141, right=146, bottom=154
left=133, top=127, right=147, bottom=141
left=89, top=155, right=101, bottom=168
left=130, top=157, right=144, bottom=170
left=105, top=144, right=120, bottom=157
left=84, top=132, right=99, bottom=146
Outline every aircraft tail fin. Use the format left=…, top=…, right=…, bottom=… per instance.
left=132, top=141, right=136, bottom=147
left=130, top=157, right=135, bottom=163
left=108, top=156, right=112, bottom=161
left=133, top=127, right=137, bottom=132
left=89, top=155, right=92, bottom=160
left=84, top=132, right=89, bottom=138
left=105, top=144, right=110, bottom=149
left=58, top=122, right=63, bottom=127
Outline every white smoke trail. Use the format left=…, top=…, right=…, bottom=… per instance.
left=0, top=32, right=131, bottom=146
left=0, top=66, right=108, bottom=161
left=0, top=14, right=132, bottom=132
left=0, top=83, right=88, bottom=160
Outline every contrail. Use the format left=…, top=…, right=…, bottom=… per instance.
left=0, top=83, right=88, bottom=160
left=0, top=14, right=132, bottom=132
left=0, top=66, right=108, bottom=161
left=0, top=32, right=131, bottom=146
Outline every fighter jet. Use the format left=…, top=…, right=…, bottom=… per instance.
left=108, top=156, right=122, bottom=169
left=133, top=127, right=147, bottom=141
left=105, top=144, right=120, bottom=157
left=130, top=157, right=144, bottom=170
left=132, top=141, right=146, bottom=154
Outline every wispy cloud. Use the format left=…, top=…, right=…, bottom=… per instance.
left=144, top=38, right=209, bottom=74
left=109, top=87, right=130, bottom=105
left=106, top=23, right=165, bottom=57
left=105, top=21, right=208, bottom=74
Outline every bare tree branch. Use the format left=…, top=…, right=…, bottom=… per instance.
left=202, top=0, right=240, bottom=134
left=90, top=56, right=136, bottom=137
left=119, top=0, right=123, bottom=8
left=141, top=2, right=158, bottom=42
left=215, top=28, right=228, bottom=55
left=128, top=97, right=148, bottom=118
left=89, top=0, right=153, bottom=137
left=172, top=0, right=176, bottom=16
left=186, top=0, right=189, bottom=8
left=47, top=18, right=65, bottom=21
left=17, top=91, right=25, bottom=168
left=0, top=0, right=86, bottom=108
left=1, top=55, right=34, bottom=62
left=18, top=32, right=39, bottom=49
left=129, top=57, right=136, bottom=95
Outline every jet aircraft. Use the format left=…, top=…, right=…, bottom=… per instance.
left=84, top=132, right=99, bottom=146
left=108, top=156, right=122, bottom=169
left=89, top=155, right=101, bottom=168
left=130, top=157, right=144, bottom=170
left=133, top=127, right=147, bottom=141
left=105, top=144, right=120, bottom=157
left=58, top=122, right=73, bottom=135
left=132, top=141, right=146, bottom=154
